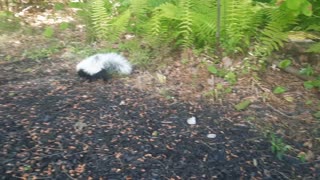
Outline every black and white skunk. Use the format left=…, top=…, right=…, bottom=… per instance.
left=76, top=53, right=132, bottom=81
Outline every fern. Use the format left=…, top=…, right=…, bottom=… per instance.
left=256, top=5, right=297, bottom=55
left=307, top=42, right=320, bottom=53
left=129, top=0, right=149, bottom=19
left=192, top=0, right=217, bottom=47
left=146, top=2, right=180, bottom=45
left=177, top=0, right=193, bottom=48
left=220, top=0, right=260, bottom=53
left=90, top=0, right=112, bottom=40
left=109, top=9, right=131, bottom=41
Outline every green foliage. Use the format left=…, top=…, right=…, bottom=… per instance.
left=220, top=0, right=261, bottom=53
left=90, top=0, right=113, bottom=40
left=313, top=111, right=320, bottom=119
left=204, top=83, right=232, bottom=99
left=84, top=0, right=266, bottom=52
left=177, top=0, right=194, bottom=48
left=278, top=59, right=292, bottom=69
left=300, top=65, right=314, bottom=76
left=43, top=27, right=54, bottom=38
left=273, top=86, right=286, bottom=94
left=207, top=65, right=218, bottom=74
left=235, top=100, right=251, bottom=111
left=207, top=65, right=227, bottom=77
left=80, top=0, right=317, bottom=58
left=225, top=72, right=237, bottom=84
left=307, top=43, right=320, bottom=53
left=0, top=11, right=21, bottom=33
left=304, top=79, right=320, bottom=89
left=59, top=22, right=69, bottom=30
left=118, top=39, right=153, bottom=68
left=23, top=46, right=60, bottom=60
left=285, top=0, right=313, bottom=16
left=207, top=65, right=237, bottom=84
left=22, top=43, right=62, bottom=60
left=270, top=133, right=292, bottom=160
left=255, top=5, right=296, bottom=55
left=297, top=152, right=307, bottom=162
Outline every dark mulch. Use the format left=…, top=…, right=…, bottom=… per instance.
left=0, top=60, right=318, bottom=179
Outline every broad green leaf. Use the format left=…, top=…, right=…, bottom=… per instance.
left=301, top=1, right=312, bottom=16
left=278, top=59, right=292, bottom=69
left=235, top=100, right=251, bottom=111
left=286, top=0, right=301, bottom=10
left=273, top=86, right=286, bottom=94
left=207, top=65, right=218, bottom=74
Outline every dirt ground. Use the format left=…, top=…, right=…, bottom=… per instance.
left=0, top=6, right=320, bottom=180
left=0, top=51, right=319, bottom=179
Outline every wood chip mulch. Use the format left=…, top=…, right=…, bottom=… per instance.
left=0, top=59, right=319, bottom=179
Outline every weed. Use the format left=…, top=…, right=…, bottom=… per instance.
left=23, top=45, right=61, bottom=60
left=204, top=83, right=232, bottom=99
left=118, top=40, right=153, bottom=68
left=297, top=152, right=306, bottom=163
left=269, top=133, right=292, bottom=160
left=273, top=86, right=286, bottom=94
left=207, top=65, right=237, bottom=84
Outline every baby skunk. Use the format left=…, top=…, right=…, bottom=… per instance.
left=76, top=53, right=132, bottom=81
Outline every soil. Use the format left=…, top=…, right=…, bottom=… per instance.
left=0, top=56, right=319, bottom=179
left=1, top=5, right=320, bottom=180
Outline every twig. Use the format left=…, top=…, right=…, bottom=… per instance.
left=266, top=103, right=298, bottom=119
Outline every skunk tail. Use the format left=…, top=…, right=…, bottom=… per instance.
left=76, top=53, right=132, bottom=81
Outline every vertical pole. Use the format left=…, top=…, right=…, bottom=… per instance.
left=216, top=0, right=221, bottom=58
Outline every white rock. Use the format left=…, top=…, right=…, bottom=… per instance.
left=207, top=134, right=217, bottom=138
left=187, top=116, right=196, bottom=125
left=119, top=100, right=126, bottom=105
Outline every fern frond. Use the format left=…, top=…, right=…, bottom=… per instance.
left=256, top=6, right=297, bottom=55
left=90, top=0, right=112, bottom=40
left=220, top=0, right=259, bottom=53
left=109, top=9, right=131, bottom=41
left=177, top=0, right=194, bottom=48
left=146, top=2, right=180, bottom=44
left=129, top=0, right=149, bottom=18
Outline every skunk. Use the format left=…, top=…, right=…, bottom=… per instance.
left=76, top=53, right=132, bottom=81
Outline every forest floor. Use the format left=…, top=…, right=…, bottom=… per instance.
left=0, top=6, right=320, bottom=180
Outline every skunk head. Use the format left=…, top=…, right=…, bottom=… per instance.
left=76, top=53, right=132, bottom=81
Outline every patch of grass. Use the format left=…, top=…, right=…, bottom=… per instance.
left=23, top=44, right=62, bottom=60
left=0, top=11, right=21, bottom=33
left=204, top=83, right=232, bottom=100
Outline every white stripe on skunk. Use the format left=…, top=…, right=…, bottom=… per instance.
left=76, top=53, right=132, bottom=81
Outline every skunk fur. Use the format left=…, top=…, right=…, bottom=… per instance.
left=76, top=53, right=132, bottom=81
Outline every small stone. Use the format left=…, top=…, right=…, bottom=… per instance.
left=207, top=134, right=216, bottom=139
left=187, top=116, right=196, bottom=125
